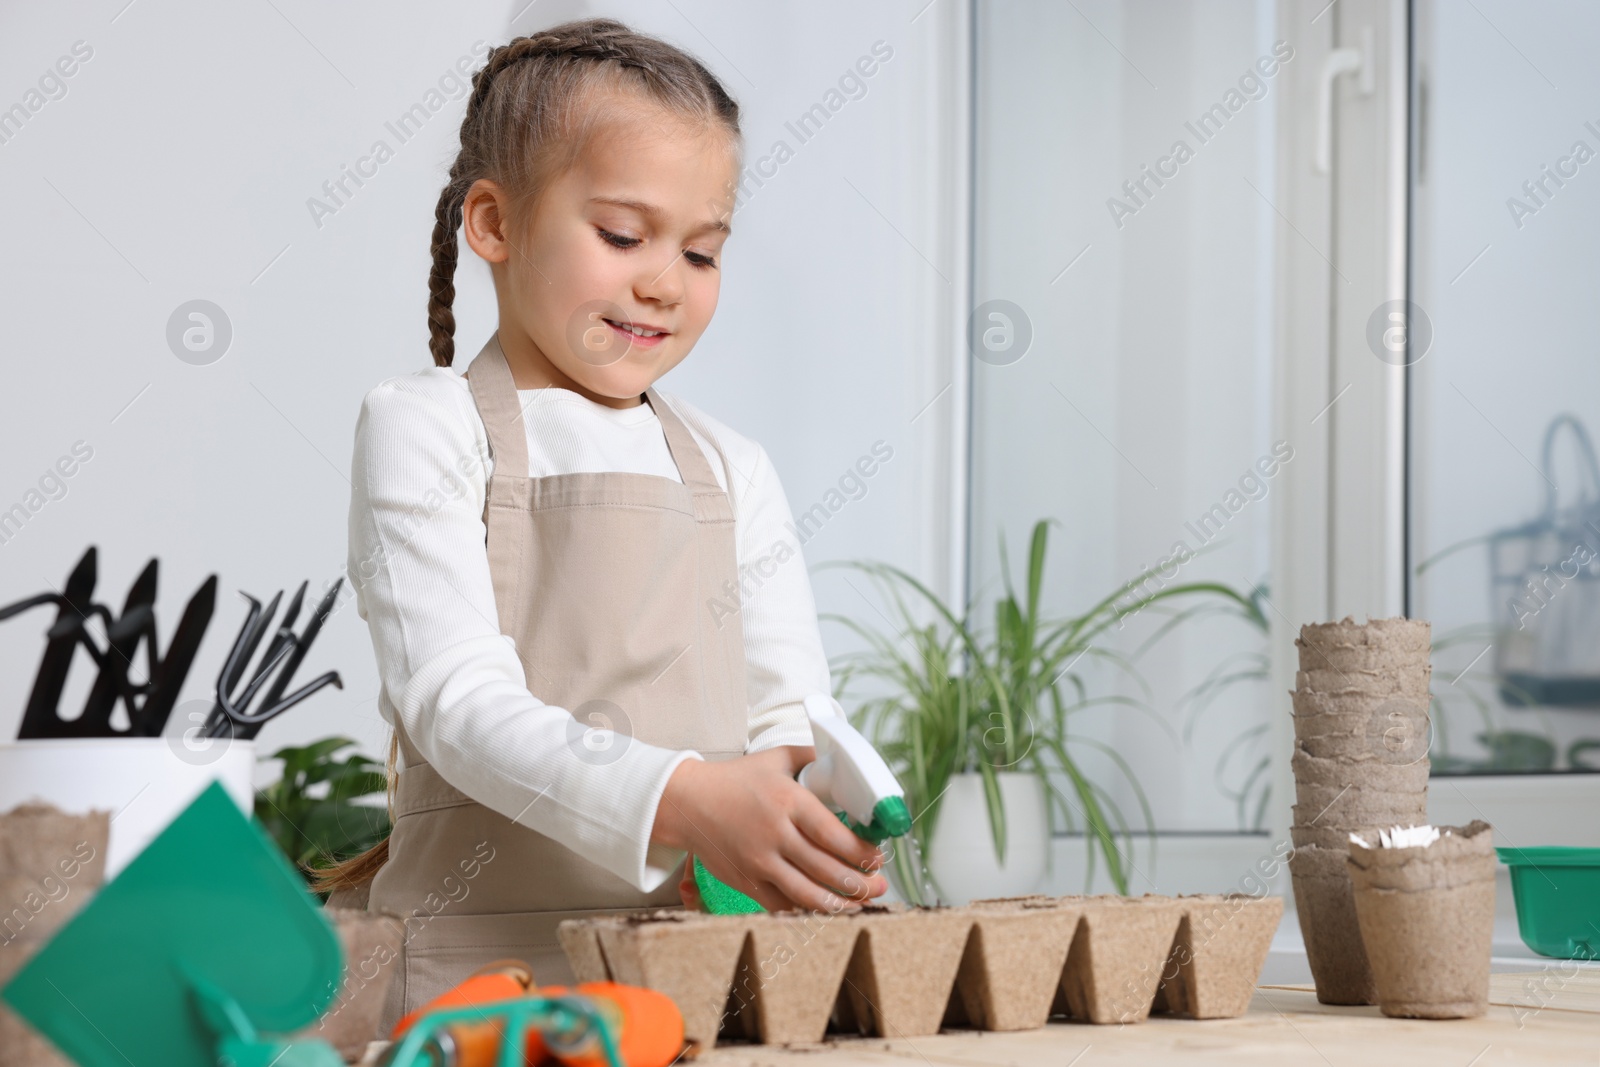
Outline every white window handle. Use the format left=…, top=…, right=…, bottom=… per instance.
left=1315, top=26, right=1374, bottom=174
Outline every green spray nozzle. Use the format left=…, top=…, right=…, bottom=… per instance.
left=848, top=795, right=912, bottom=843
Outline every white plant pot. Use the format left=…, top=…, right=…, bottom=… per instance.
left=0, top=737, right=257, bottom=877
left=924, top=771, right=1050, bottom=904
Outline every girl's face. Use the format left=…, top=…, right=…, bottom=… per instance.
left=471, top=103, right=739, bottom=407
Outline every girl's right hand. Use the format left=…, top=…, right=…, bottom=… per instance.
left=651, top=748, right=889, bottom=913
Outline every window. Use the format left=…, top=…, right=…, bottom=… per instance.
left=967, top=0, right=1600, bottom=884
left=1408, top=0, right=1600, bottom=781
left=969, top=0, right=1285, bottom=849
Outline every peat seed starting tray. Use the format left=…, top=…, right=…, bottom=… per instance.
left=557, top=893, right=1283, bottom=1048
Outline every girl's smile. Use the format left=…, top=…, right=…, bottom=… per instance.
left=603, top=317, right=669, bottom=346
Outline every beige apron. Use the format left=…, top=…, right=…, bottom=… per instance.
left=367, top=331, right=750, bottom=1031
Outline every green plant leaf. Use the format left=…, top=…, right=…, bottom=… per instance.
left=255, top=735, right=390, bottom=893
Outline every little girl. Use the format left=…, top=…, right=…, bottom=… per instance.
left=316, top=18, right=887, bottom=1029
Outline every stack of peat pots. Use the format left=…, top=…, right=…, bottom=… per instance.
left=1288, top=616, right=1432, bottom=1005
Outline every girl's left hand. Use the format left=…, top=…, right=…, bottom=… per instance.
left=679, top=853, right=705, bottom=911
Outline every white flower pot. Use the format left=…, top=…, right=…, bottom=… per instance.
left=924, top=771, right=1050, bottom=904
left=0, top=737, right=257, bottom=877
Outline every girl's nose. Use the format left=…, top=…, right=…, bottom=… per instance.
left=634, top=250, right=689, bottom=307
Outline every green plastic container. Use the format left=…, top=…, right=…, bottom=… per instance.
left=1496, top=846, right=1600, bottom=960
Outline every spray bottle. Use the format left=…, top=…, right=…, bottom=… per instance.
left=692, top=693, right=933, bottom=914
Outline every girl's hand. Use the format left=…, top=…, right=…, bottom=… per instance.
left=679, top=852, right=705, bottom=911
left=651, top=746, right=888, bottom=913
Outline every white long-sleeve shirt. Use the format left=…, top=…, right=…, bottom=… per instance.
left=346, top=366, right=826, bottom=893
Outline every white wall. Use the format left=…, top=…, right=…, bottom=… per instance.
left=0, top=1, right=965, bottom=779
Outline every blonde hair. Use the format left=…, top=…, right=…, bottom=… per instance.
left=313, top=18, right=741, bottom=896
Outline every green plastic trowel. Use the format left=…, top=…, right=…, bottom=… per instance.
left=2, top=780, right=346, bottom=1067
left=695, top=694, right=919, bottom=914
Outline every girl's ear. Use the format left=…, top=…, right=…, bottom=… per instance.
left=461, top=177, right=514, bottom=265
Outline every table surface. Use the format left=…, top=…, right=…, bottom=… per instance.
left=359, top=971, right=1600, bottom=1066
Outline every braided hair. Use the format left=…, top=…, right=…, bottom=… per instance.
left=426, top=18, right=743, bottom=368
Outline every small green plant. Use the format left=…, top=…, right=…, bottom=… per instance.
left=825, top=519, right=1263, bottom=896
left=254, top=736, right=389, bottom=895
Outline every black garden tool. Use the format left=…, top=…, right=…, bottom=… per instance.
left=74, top=558, right=159, bottom=736
left=8, top=546, right=99, bottom=738
left=136, top=574, right=218, bottom=736
left=2, top=546, right=219, bottom=739
left=201, top=578, right=344, bottom=740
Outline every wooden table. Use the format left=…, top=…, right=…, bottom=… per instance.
left=359, top=972, right=1600, bottom=1066
left=701, top=973, right=1600, bottom=1067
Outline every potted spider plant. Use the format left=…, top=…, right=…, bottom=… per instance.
left=824, top=519, right=1263, bottom=902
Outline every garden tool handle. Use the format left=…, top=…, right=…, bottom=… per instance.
left=390, top=963, right=531, bottom=1040
left=376, top=1019, right=505, bottom=1067
left=388, top=966, right=682, bottom=1067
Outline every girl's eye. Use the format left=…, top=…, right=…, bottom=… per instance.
left=597, top=228, right=640, bottom=250
left=596, top=228, right=718, bottom=270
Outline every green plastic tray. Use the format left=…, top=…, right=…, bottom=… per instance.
left=1497, top=846, right=1600, bottom=960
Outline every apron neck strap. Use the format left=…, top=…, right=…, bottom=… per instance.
left=643, top=386, right=722, bottom=493
left=465, top=331, right=722, bottom=493
left=466, top=332, right=530, bottom=480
